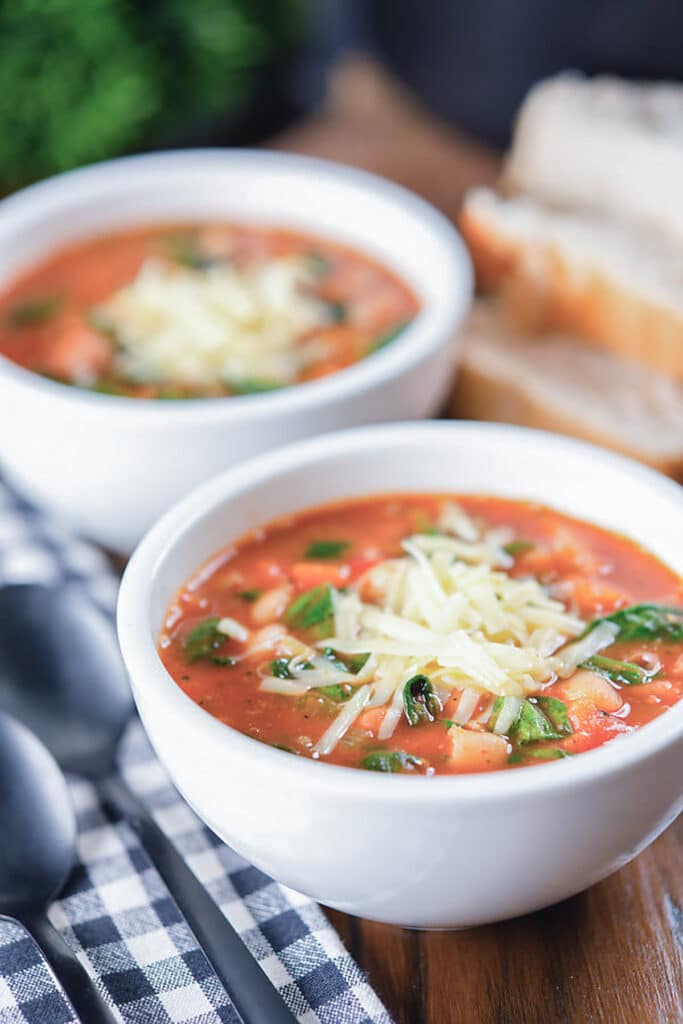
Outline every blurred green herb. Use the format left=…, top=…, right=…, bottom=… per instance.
left=371, top=318, right=413, bottom=353
left=284, top=585, right=334, bottom=634
left=304, top=539, right=350, bottom=559
left=0, top=0, right=304, bottom=188
left=583, top=604, right=683, bottom=644
left=503, top=539, right=535, bottom=557
left=183, top=617, right=230, bottom=663
left=7, top=294, right=62, bottom=326
left=362, top=750, right=426, bottom=773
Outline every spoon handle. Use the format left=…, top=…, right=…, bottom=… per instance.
left=18, top=912, right=118, bottom=1024
left=99, top=775, right=298, bottom=1024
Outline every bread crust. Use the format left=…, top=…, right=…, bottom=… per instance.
left=459, top=207, right=683, bottom=381
left=451, top=334, right=683, bottom=482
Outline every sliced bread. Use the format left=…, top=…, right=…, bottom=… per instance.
left=459, top=188, right=683, bottom=379
left=504, top=73, right=683, bottom=244
left=451, top=301, right=683, bottom=479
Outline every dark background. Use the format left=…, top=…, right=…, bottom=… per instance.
left=301, top=0, right=683, bottom=145
left=2, top=0, right=683, bottom=191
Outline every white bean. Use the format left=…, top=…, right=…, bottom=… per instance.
left=250, top=585, right=292, bottom=625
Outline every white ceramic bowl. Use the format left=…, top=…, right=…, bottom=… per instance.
left=117, top=422, right=683, bottom=928
left=0, top=150, right=470, bottom=552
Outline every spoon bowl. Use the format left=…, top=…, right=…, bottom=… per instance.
left=0, top=711, right=75, bottom=915
left=0, top=710, right=118, bottom=1023
left=0, top=584, right=132, bottom=774
left=0, top=582, right=298, bottom=1024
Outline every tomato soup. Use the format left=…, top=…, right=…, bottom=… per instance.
left=0, top=224, right=419, bottom=398
left=159, top=495, right=683, bottom=775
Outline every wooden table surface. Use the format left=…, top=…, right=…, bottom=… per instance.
left=271, top=57, right=683, bottom=1024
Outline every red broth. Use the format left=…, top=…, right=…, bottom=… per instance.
left=0, top=223, right=419, bottom=398
left=159, top=495, right=683, bottom=774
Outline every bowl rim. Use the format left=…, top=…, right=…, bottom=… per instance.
left=0, top=148, right=471, bottom=423
left=117, top=420, right=683, bottom=804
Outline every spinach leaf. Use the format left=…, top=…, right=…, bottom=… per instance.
left=317, top=684, right=353, bottom=702
left=403, top=674, right=442, bottom=727
left=362, top=750, right=425, bottom=773
left=8, top=294, right=62, bottom=326
left=321, top=648, right=369, bottom=674
left=157, top=389, right=188, bottom=400
left=503, top=539, right=535, bottom=557
left=270, top=655, right=352, bottom=702
left=511, top=699, right=568, bottom=745
left=307, top=252, right=330, bottom=276
left=581, top=654, right=655, bottom=686
left=284, top=585, right=334, bottom=635
left=326, top=300, right=347, bottom=323
left=229, top=378, right=283, bottom=396
left=270, top=657, right=296, bottom=679
left=527, top=747, right=573, bottom=761
left=165, top=235, right=215, bottom=270
left=183, top=618, right=229, bottom=663
left=414, top=513, right=442, bottom=536
left=236, top=589, right=262, bottom=603
left=535, top=696, right=573, bottom=736
left=584, top=604, right=683, bottom=644
left=91, top=379, right=127, bottom=396
left=371, top=317, right=413, bottom=352
left=305, top=539, right=350, bottom=560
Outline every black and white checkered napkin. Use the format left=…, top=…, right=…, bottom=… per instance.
left=0, top=480, right=393, bottom=1024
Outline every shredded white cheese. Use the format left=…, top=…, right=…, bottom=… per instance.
left=324, top=530, right=584, bottom=698
left=257, top=507, right=588, bottom=755
left=93, top=256, right=332, bottom=388
left=216, top=617, right=250, bottom=643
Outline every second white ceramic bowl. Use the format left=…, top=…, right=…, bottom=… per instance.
left=118, top=422, right=683, bottom=928
left=0, top=150, right=470, bottom=551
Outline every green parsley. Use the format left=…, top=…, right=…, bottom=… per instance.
left=403, top=674, right=442, bottom=727
left=8, top=294, right=62, bottom=326
left=362, top=750, right=426, bottom=773
left=503, top=539, right=535, bottom=557
left=583, top=604, right=683, bottom=644
left=304, top=539, right=350, bottom=560
left=183, top=618, right=230, bottom=664
left=284, top=585, right=334, bottom=635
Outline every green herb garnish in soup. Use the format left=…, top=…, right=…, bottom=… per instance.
left=0, top=223, right=419, bottom=398
left=158, top=495, right=683, bottom=775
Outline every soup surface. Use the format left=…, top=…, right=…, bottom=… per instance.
left=159, top=495, right=683, bottom=774
left=0, top=224, right=419, bottom=398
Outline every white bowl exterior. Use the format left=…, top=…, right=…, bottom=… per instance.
left=118, top=423, right=683, bottom=927
left=0, top=151, right=470, bottom=550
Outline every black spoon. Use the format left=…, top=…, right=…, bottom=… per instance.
left=0, top=710, right=118, bottom=1024
left=0, top=583, right=297, bottom=1024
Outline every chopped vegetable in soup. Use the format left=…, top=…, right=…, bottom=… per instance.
left=0, top=224, right=419, bottom=398
left=158, top=496, right=683, bottom=774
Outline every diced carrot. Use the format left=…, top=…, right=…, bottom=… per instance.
left=563, top=701, right=633, bottom=754
left=442, top=693, right=462, bottom=719
left=41, top=314, right=112, bottom=383
left=301, top=360, right=348, bottom=382
left=356, top=708, right=386, bottom=735
left=559, top=577, right=629, bottom=617
left=290, top=561, right=350, bottom=590
left=347, top=554, right=383, bottom=582
left=249, top=560, right=286, bottom=588
left=351, top=286, right=406, bottom=333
